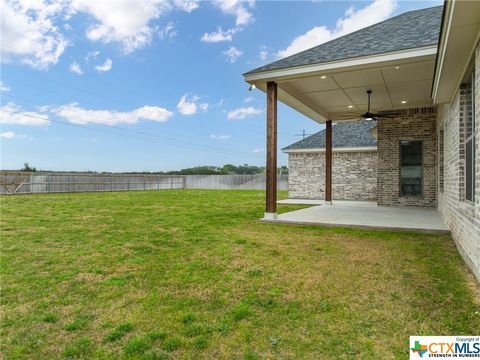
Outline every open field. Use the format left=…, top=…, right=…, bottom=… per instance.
left=1, top=190, right=479, bottom=359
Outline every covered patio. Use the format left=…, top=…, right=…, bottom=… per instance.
left=243, top=6, right=447, bottom=232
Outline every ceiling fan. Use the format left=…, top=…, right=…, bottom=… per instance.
left=352, top=90, right=394, bottom=121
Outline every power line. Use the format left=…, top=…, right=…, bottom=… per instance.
left=3, top=70, right=293, bottom=141
left=2, top=93, right=273, bottom=148
left=2, top=111, right=267, bottom=158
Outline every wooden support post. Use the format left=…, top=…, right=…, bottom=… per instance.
left=265, top=81, right=278, bottom=218
left=325, top=120, right=332, bottom=204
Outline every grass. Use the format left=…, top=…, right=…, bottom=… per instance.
left=1, top=190, right=479, bottom=359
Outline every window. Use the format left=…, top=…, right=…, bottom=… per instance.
left=400, top=140, right=422, bottom=196
left=465, top=70, right=475, bottom=202
left=439, top=129, right=444, bottom=192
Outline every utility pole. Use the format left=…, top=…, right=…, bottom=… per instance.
left=295, top=129, right=311, bottom=140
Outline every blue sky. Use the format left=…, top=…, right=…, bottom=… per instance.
left=1, top=0, right=440, bottom=172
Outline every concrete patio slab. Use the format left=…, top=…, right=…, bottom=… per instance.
left=263, top=203, right=450, bottom=233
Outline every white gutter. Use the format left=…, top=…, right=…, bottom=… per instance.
left=431, top=1, right=454, bottom=102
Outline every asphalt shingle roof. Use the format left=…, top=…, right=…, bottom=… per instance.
left=283, top=120, right=377, bottom=151
left=245, top=6, right=443, bottom=75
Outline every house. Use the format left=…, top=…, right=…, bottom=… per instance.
left=243, top=1, right=480, bottom=282
left=283, top=120, right=378, bottom=201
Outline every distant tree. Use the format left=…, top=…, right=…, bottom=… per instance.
left=176, top=166, right=222, bottom=175
left=21, top=162, right=36, bottom=172
left=221, top=164, right=236, bottom=174
left=161, top=164, right=270, bottom=175
left=279, top=166, right=289, bottom=175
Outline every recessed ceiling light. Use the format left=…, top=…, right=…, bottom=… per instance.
left=401, top=100, right=407, bottom=104
left=395, top=66, right=400, bottom=69
left=348, top=105, right=353, bottom=108
left=320, top=75, right=327, bottom=79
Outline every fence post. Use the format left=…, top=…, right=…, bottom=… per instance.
left=69, top=173, right=72, bottom=193
left=170, top=176, right=173, bottom=190
left=48, top=173, right=51, bottom=194
left=144, top=175, right=146, bottom=191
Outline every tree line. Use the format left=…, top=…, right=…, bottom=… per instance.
left=18, top=162, right=289, bottom=175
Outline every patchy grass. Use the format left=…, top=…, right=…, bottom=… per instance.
left=1, top=190, right=479, bottom=359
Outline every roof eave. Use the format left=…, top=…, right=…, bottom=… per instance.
left=244, top=45, right=438, bottom=84
left=432, top=0, right=480, bottom=104
left=283, top=146, right=378, bottom=154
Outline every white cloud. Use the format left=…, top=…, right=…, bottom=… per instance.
left=1, top=131, right=16, bottom=139
left=0, top=131, right=27, bottom=139
left=177, top=94, right=208, bottom=115
left=173, top=0, right=199, bottom=13
left=227, top=106, right=262, bottom=120
left=244, top=97, right=254, bottom=103
left=72, top=0, right=198, bottom=53
left=69, top=61, right=83, bottom=74
left=159, top=22, right=177, bottom=40
left=252, top=148, right=263, bottom=153
left=210, top=134, right=231, bottom=140
left=177, top=93, right=199, bottom=115
left=259, top=49, right=268, bottom=61
left=203, top=1, right=255, bottom=43
left=0, top=81, right=10, bottom=92
left=52, top=103, right=173, bottom=125
left=277, top=0, right=396, bottom=58
left=1, top=0, right=69, bottom=69
left=223, top=46, right=243, bottom=63
left=1, top=0, right=200, bottom=69
left=95, top=58, right=112, bottom=72
left=85, top=50, right=100, bottom=62
left=201, top=27, right=236, bottom=43
left=0, top=103, right=50, bottom=126
left=215, top=0, right=255, bottom=27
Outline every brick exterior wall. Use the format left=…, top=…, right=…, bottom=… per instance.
left=437, top=42, right=480, bottom=282
left=287, top=150, right=377, bottom=200
left=377, top=108, right=437, bottom=207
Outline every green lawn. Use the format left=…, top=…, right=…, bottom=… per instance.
left=1, top=190, right=479, bottom=359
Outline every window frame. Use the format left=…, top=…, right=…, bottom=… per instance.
left=399, top=140, right=423, bottom=197
left=439, top=129, right=444, bottom=193
left=465, top=69, right=475, bottom=202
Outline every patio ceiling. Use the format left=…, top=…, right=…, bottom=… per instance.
left=245, top=47, right=437, bottom=123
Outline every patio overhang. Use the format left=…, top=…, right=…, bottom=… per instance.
left=245, top=47, right=438, bottom=217
left=242, top=5, right=443, bottom=218
left=244, top=46, right=438, bottom=123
